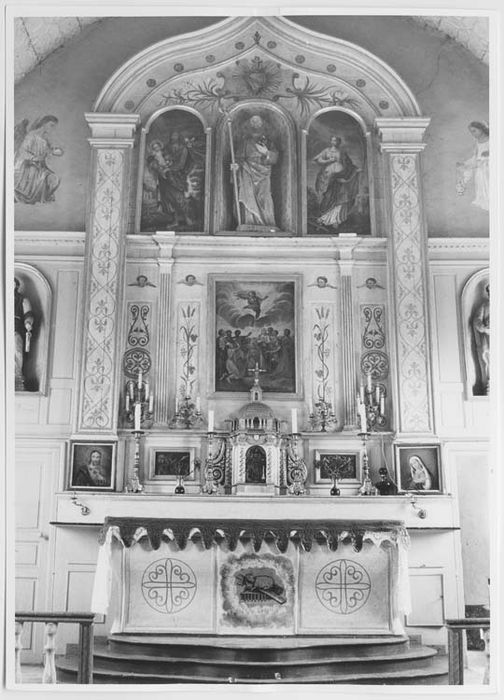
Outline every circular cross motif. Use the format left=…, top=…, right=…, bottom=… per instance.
left=315, top=559, right=371, bottom=614
left=141, top=558, right=197, bottom=614
left=360, top=351, right=389, bottom=380
left=123, top=348, right=152, bottom=378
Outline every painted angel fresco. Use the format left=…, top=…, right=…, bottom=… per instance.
left=456, top=121, right=489, bottom=211
left=215, top=281, right=296, bottom=393
left=14, top=116, right=64, bottom=204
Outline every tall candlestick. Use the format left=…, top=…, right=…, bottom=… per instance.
left=367, top=372, right=372, bottom=391
left=308, top=399, right=313, bottom=416
left=134, top=403, right=141, bottom=431
left=125, top=394, right=130, bottom=412
left=149, top=393, right=154, bottom=413
left=196, top=396, right=201, bottom=413
left=380, top=395, right=385, bottom=415
left=144, top=382, right=149, bottom=400
left=359, top=384, right=365, bottom=403
left=291, top=408, right=298, bottom=434
left=208, top=409, right=214, bottom=432
left=175, top=396, right=179, bottom=413
left=375, top=385, right=380, bottom=402
left=129, top=381, right=135, bottom=400
left=138, top=370, right=143, bottom=389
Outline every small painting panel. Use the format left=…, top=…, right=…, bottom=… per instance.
left=313, top=450, right=360, bottom=484
left=150, top=449, right=195, bottom=481
left=395, top=444, right=442, bottom=493
left=213, top=278, right=297, bottom=394
left=141, top=109, right=206, bottom=232
left=69, top=442, right=116, bottom=491
left=307, top=110, right=370, bottom=235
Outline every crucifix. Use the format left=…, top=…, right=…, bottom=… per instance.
left=248, top=362, right=266, bottom=386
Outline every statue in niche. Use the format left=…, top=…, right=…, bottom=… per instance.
left=14, top=277, right=35, bottom=391
left=14, top=116, right=64, bottom=205
left=307, top=111, right=370, bottom=235
left=456, top=121, right=489, bottom=212
left=245, top=445, right=267, bottom=483
left=471, top=283, right=490, bottom=396
left=231, top=114, right=279, bottom=232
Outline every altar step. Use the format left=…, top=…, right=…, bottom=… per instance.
left=56, top=634, right=449, bottom=684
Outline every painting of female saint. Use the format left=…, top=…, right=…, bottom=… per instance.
left=141, top=109, right=206, bottom=232
left=215, top=280, right=296, bottom=393
left=307, top=111, right=370, bottom=235
left=14, top=116, right=64, bottom=204
left=395, top=445, right=441, bottom=493
left=456, top=120, right=489, bottom=211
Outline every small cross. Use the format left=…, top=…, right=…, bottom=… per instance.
left=248, top=362, right=266, bottom=386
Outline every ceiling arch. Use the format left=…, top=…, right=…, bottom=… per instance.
left=14, top=15, right=489, bottom=85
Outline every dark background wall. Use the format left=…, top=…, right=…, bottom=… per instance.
left=14, top=15, right=489, bottom=236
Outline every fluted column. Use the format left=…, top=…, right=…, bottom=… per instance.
left=153, top=233, right=176, bottom=424
left=376, top=117, right=434, bottom=435
left=339, top=244, right=358, bottom=429
left=77, top=113, right=139, bottom=433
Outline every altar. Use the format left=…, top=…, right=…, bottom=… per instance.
left=92, top=517, right=410, bottom=638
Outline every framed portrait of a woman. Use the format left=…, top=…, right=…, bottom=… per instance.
left=395, top=444, right=442, bottom=493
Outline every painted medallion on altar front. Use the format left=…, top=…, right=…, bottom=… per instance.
left=141, top=558, right=197, bottom=614
left=315, top=559, right=371, bottom=614
left=220, top=553, right=295, bottom=632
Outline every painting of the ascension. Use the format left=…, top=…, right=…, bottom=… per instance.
left=215, top=280, right=296, bottom=393
left=307, top=110, right=370, bottom=235
left=141, top=109, right=205, bottom=232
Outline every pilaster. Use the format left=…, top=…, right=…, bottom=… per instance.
left=338, top=240, right=358, bottom=429
left=77, top=113, right=140, bottom=434
left=376, top=117, right=434, bottom=436
left=153, top=233, right=176, bottom=424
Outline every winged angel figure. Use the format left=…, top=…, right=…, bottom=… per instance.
left=14, top=116, right=64, bottom=204
left=217, top=284, right=293, bottom=329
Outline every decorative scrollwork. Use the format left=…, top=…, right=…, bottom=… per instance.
left=360, top=351, right=389, bottom=380
left=361, top=305, right=385, bottom=350
left=315, top=559, right=371, bottom=614
left=123, top=348, right=152, bottom=378
left=141, top=558, right=197, bottom=614
left=128, top=304, right=150, bottom=347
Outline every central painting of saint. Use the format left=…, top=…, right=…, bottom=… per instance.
left=214, top=280, right=296, bottom=393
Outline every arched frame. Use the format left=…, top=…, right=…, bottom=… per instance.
left=134, top=105, right=212, bottom=234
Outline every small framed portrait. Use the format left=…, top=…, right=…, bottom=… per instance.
left=313, top=450, right=361, bottom=484
left=150, top=448, right=196, bottom=481
left=69, top=442, right=116, bottom=491
left=395, top=444, right=442, bottom=493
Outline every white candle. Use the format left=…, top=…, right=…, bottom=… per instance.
left=375, top=385, right=380, bottom=403
left=134, top=403, right=141, bottom=431
left=196, top=396, right=201, bottom=413
left=138, top=370, right=143, bottom=389
left=291, top=408, right=298, bottom=434
left=359, top=384, right=365, bottom=403
left=208, top=409, right=215, bottom=432
left=125, top=394, right=130, bottom=412
left=129, top=381, right=135, bottom=400
left=144, top=381, right=149, bottom=400
left=149, top=393, right=154, bottom=413
left=380, top=395, right=385, bottom=415
left=367, top=372, right=372, bottom=391
left=308, top=399, right=313, bottom=416
left=175, top=396, right=179, bottom=413
left=359, top=403, right=367, bottom=433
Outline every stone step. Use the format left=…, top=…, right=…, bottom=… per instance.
left=57, top=639, right=442, bottom=683
left=56, top=654, right=449, bottom=685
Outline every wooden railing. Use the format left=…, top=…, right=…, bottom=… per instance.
left=445, top=617, right=490, bottom=685
left=15, top=612, right=95, bottom=684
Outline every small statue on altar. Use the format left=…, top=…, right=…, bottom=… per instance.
left=374, top=467, right=398, bottom=496
left=14, top=277, right=35, bottom=391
